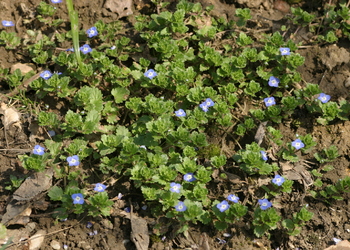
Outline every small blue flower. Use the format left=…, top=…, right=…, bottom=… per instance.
left=88, top=230, right=98, bottom=236
left=272, top=175, right=285, bottom=186
left=279, top=47, right=291, bottom=55
left=2, top=20, right=14, bottom=27
left=117, top=193, right=123, bottom=199
left=94, top=183, right=107, bottom=192
left=86, top=222, right=93, bottom=228
left=175, top=109, right=186, bottom=117
left=258, top=198, right=272, bottom=210
left=63, top=244, right=68, bottom=250
left=66, top=47, right=74, bottom=52
left=174, top=201, right=187, bottom=212
left=264, top=97, right=276, bottom=107
left=227, top=194, right=239, bottom=203
left=124, top=207, right=131, bottom=213
left=268, top=76, right=280, bottom=87
left=199, top=102, right=209, bottom=112
left=144, top=69, right=157, bottom=79
left=86, top=27, right=98, bottom=38
left=33, top=145, right=45, bottom=155
left=80, top=44, right=92, bottom=54
left=51, top=0, right=63, bottom=3
left=217, top=200, right=230, bottom=212
left=110, top=46, right=116, bottom=50
left=183, top=173, right=196, bottom=182
left=170, top=182, right=181, bottom=193
left=72, top=193, right=84, bottom=205
left=291, top=139, right=304, bottom=150
left=260, top=151, right=268, bottom=161
left=67, top=155, right=80, bottom=166
left=317, top=93, right=331, bottom=103
left=204, top=98, right=215, bottom=107
left=40, top=70, right=53, bottom=80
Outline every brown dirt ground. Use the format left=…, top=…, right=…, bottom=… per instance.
left=1, top=0, right=350, bottom=249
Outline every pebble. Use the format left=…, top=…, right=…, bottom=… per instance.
left=344, top=76, right=350, bottom=88
left=273, top=0, right=290, bottom=13
left=50, top=240, right=61, bottom=249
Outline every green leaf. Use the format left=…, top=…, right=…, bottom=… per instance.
left=48, top=186, right=64, bottom=201
left=111, top=87, right=130, bottom=103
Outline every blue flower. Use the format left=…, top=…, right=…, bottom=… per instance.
left=33, top=145, right=45, bottom=155
left=144, top=69, right=157, bottom=79
left=260, top=151, right=268, bottom=161
left=80, top=44, right=92, bottom=54
left=40, top=70, right=53, bottom=80
left=279, top=47, right=291, bottom=55
left=264, top=97, right=276, bottom=107
left=72, top=193, right=84, bottom=204
left=204, top=98, right=215, bottom=107
left=317, top=93, right=331, bottom=103
left=67, top=155, right=80, bottom=166
left=227, top=194, right=239, bottom=203
left=94, top=183, right=107, bottom=192
left=66, top=47, right=74, bottom=52
left=258, top=198, right=272, bottom=210
left=174, top=201, right=187, bottom=212
left=272, top=175, right=285, bottom=186
left=170, top=182, right=181, bottom=193
left=268, top=76, right=280, bottom=87
left=88, top=230, right=98, bottom=236
left=217, top=200, right=230, bottom=212
left=199, top=102, right=209, bottom=112
left=86, top=27, right=98, bottom=38
left=291, top=139, right=304, bottom=150
left=175, top=109, right=186, bottom=117
left=110, top=46, right=116, bottom=50
left=183, top=173, right=196, bottom=182
left=2, top=20, right=14, bottom=27
left=51, top=0, right=63, bottom=3
left=86, top=222, right=93, bottom=228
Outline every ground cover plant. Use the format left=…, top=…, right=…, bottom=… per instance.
left=1, top=0, right=350, bottom=249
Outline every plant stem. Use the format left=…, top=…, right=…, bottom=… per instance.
left=65, top=0, right=82, bottom=68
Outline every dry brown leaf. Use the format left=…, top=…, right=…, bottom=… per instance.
left=0, top=102, right=21, bottom=129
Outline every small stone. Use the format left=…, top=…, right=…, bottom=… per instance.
left=50, top=240, right=61, bottom=249
left=10, top=63, right=35, bottom=74
left=344, top=76, right=350, bottom=88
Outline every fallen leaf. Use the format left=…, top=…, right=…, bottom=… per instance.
left=1, top=169, right=53, bottom=226
left=0, top=102, right=21, bottom=129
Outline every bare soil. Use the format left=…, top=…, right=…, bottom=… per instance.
left=1, top=0, right=350, bottom=249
